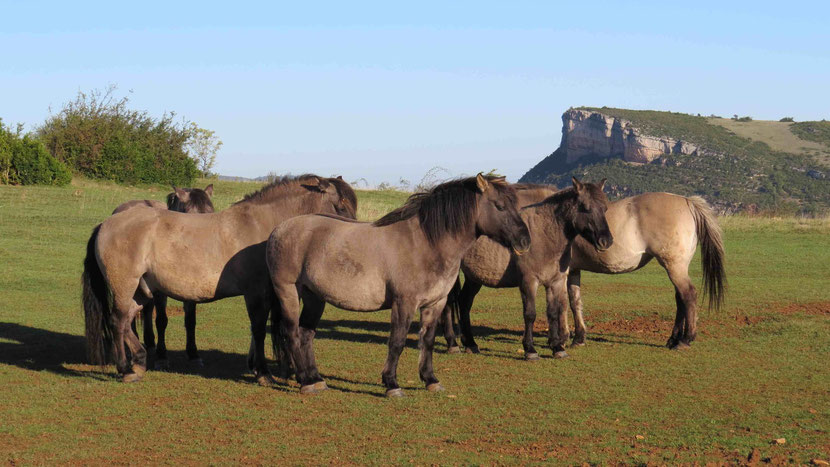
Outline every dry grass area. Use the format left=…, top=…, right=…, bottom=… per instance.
left=708, top=118, right=830, bottom=166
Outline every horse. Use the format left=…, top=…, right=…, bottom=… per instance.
left=82, top=175, right=357, bottom=384
left=442, top=178, right=613, bottom=360
left=565, top=192, right=725, bottom=349
left=112, top=185, right=216, bottom=368
left=444, top=191, right=725, bottom=352
left=266, top=174, right=531, bottom=396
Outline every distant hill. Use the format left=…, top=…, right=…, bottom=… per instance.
left=520, top=107, right=829, bottom=214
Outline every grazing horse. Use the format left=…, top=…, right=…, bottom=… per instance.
left=444, top=191, right=725, bottom=352
left=112, top=185, right=216, bottom=368
left=82, top=175, right=357, bottom=383
left=266, top=174, right=531, bottom=396
left=443, top=178, right=613, bottom=359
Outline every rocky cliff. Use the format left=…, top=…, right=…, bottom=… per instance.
left=519, top=107, right=829, bottom=215
left=556, top=108, right=705, bottom=165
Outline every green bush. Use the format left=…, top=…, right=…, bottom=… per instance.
left=37, top=87, right=198, bottom=186
left=0, top=120, right=71, bottom=186
left=779, top=117, right=794, bottom=122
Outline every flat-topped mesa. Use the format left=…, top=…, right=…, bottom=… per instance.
left=561, top=108, right=702, bottom=164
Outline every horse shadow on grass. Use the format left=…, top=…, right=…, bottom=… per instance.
left=0, top=321, right=282, bottom=388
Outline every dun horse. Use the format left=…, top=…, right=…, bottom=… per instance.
left=82, top=175, right=356, bottom=383
left=444, top=178, right=613, bottom=359
left=445, top=191, right=725, bottom=352
left=266, top=174, right=531, bottom=396
left=112, top=185, right=215, bottom=368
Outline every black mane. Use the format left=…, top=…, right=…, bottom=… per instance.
left=374, top=175, right=515, bottom=244
left=234, top=174, right=321, bottom=205
left=167, top=188, right=215, bottom=213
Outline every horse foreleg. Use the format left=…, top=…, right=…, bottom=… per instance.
left=418, top=300, right=446, bottom=392
left=545, top=279, right=570, bottom=359
left=183, top=301, right=202, bottom=365
left=382, top=299, right=415, bottom=397
left=244, top=294, right=275, bottom=386
left=519, top=278, right=540, bottom=360
left=153, top=295, right=169, bottom=369
left=567, top=270, right=587, bottom=346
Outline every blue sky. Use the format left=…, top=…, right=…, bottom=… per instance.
left=2, top=1, right=829, bottom=184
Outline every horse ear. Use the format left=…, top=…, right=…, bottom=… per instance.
left=204, top=184, right=214, bottom=197
left=301, top=177, right=331, bottom=193
left=571, top=177, right=584, bottom=193
left=599, top=178, right=607, bottom=190
left=174, top=186, right=190, bottom=202
left=476, top=173, right=489, bottom=193
left=336, top=175, right=343, bottom=180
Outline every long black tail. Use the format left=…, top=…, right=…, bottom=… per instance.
left=269, top=302, right=293, bottom=378
left=688, top=196, right=727, bottom=311
left=82, top=224, right=113, bottom=365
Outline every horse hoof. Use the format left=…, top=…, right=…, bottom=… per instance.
left=131, top=365, right=147, bottom=377
left=122, top=372, right=143, bottom=383
left=465, top=346, right=480, bottom=354
left=313, top=381, right=328, bottom=391
left=670, top=342, right=691, bottom=351
left=553, top=350, right=570, bottom=359
left=524, top=352, right=540, bottom=361
left=385, top=388, right=406, bottom=398
left=189, top=358, right=205, bottom=367
left=447, top=346, right=462, bottom=354
left=154, top=359, right=170, bottom=371
left=256, top=374, right=278, bottom=387
left=426, top=382, right=445, bottom=392
left=300, top=384, right=321, bottom=395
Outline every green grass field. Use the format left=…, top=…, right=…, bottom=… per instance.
left=1, top=179, right=828, bottom=464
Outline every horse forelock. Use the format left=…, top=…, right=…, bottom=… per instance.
left=166, top=188, right=215, bottom=213
left=374, top=175, right=513, bottom=244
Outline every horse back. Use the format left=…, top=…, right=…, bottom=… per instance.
left=571, top=192, right=698, bottom=273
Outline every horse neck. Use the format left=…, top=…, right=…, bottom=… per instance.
left=411, top=215, right=478, bottom=272
left=224, top=191, right=325, bottom=232
left=535, top=194, right=580, bottom=245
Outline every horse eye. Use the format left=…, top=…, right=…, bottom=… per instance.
left=495, top=202, right=505, bottom=211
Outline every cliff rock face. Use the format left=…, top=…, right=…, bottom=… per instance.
left=559, top=109, right=702, bottom=164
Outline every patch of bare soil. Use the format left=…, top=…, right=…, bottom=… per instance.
left=776, top=301, right=830, bottom=316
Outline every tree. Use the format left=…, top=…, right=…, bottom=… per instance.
left=186, top=123, right=223, bottom=177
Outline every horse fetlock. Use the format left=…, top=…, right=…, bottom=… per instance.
left=524, top=352, right=540, bottom=361
left=426, top=382, right=445, bottom=392
left=385, top=388, right=406, bottom=398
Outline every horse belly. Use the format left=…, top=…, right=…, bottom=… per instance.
left=462, top=240, right=519, bottom=288
left=306, top=269, right=388, bottom=312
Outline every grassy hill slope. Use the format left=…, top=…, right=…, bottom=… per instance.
left=520, top=108, right=830, bottom=215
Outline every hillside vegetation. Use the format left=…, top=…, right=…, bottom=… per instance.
left=521, top=107, right=829, bottom=215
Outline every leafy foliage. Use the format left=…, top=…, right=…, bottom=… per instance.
left=185, top=123, right=223, bottom=177
left=0, top=120, right=71, bottom=186
left=521, top=107, right=829, bottom=215
left=37, top=86, right=198, bottom=185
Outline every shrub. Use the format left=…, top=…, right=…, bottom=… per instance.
left=0, top=120, right=71, bottom=186
left=779, top=117, right=794, bottom=122
left=37, top=86, right=198, bottom=185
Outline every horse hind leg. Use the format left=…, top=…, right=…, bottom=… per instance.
left=664, top=264, right=698, bottom=350
left=113, top=292, right=148, bottom=382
